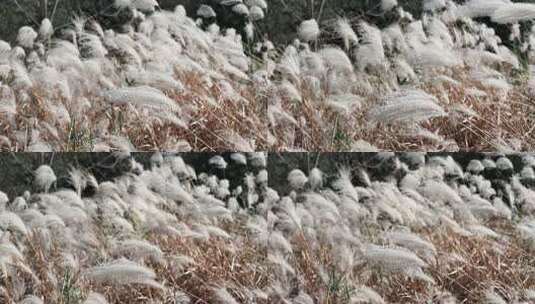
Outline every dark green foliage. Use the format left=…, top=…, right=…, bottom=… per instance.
left=0, top=0, right=431, bottom=45
left=0, top=152, right=255, bottom=200
left=0, top=0, right=133, bottom=42
left=266, top=153, right=527, bottom=194
left=1, top=0, right=533, bottom=47
left=0, top=153, right=139, bottom=198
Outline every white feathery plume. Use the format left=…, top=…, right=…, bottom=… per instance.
left=221, top=131, right=255, bottom=152
left=34, top=165, right=57, bottom=193
left=0, top=40, right=11, bottom=57
left=213, top=287, right=239, bottom=304
left=383, top=231, right=436, bottom=261
left=368, top=89, right=447, bottom=124
left=269, top=231, right=293, bottom=254
left=0, top=242, right=24, bottom=262
left=112, top=239, right=164, bottom=263
left=426, top=17, right=453, bottom=47
left=319, top=47, right=353, bottom=73
left=409, top=41, right=460, bottom=68
left=456, top=0, right=512, bottom=19
left=288, top=169, right=308, bottom=190
left=276, top=197, right=302, bottom=233
left=246, top=0, right=267, bottom=10
left=382, top=24, right=408, bottom=53
left=326, top=94, right=362, bottom=115
left=150, top=152, right=164, bottom=168
left=351, top=140, right=378, bottom=152
left=293, top=291, right=314, bottom=304
left=466, top=224, right=499, bottom=238
left=83, top=292, right=108, bottom=304
left=39, top=18, right=54, bottom=40
left=278, top=80, right=302, bottom=102
left=355, top=22, right=385, bottom=71
left=17, top=26, right=38, bottom=48
left=303, top=192, right=340, bottom=220
left=424, top=0, right=446, bottom=12
left=220, top=0, right=242, bottom=6
left=522, top=155, right=535, bottom=167
left=198, top=5, right=216, bottom=18
left=0, top=192, right=8, bottom=210
left=19, top=296, right=44, bottom=304
left=492, top=4, right=535, bottom=24
left=0, top=85, right=16, bottom=116
left=232, top=4, right=249, bottom=15
left=363, top=245, right=433, bottom=282
left=521, top=167, right=535, bottom=180
left=209, top=156, right=228, bottom=170
left=496, top=157, right=513, bottom=171
left=517, top=221, right=535, bottom=250
left=482, top=289, right=507, bottom=304
left=203, top=225, right=231, bottom=239
left=244, top=22, right=254, bottom=40
left=257, top=169, right=268, bottom=184
left=336, top=18, right=358, bottom=50
left=0, top=212, right=28, bottom=235
left=268, top=105, right=297, bottom=127
left=102, top=86, right=180, bottom=112
left=83, top=258, right=163, bottom=288
left=132, top=0, right=159, bottom=13
left=249, top=6, right=265, bottom=21
left=230, top=153, right=247, bottom=165
left=381, top=0, right=398, bottom=11
left=332, top=168, right=359, bottom=203
left=174, top=291, right=191, bottom=304
left=79, top=33, right=108, bottom=58
left=419, top=179, right=463, bottom=205
left=249, top=152, right=267, bottom=168
left=298, top=19, right=320, bottom=42
left=308, top=168, right=323, bottom=190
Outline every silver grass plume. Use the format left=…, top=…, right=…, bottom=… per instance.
left=209, top=156, right=228, bottom=170
left=298, top=19, right=320, bottom=42
left=34, top=165, right=57, bottom=193
left=336, top=18, right=359, bottom=50
left=482, top=289, right=507, bottom=304
left=83, top=258, right=163, bottom=289
left=0, top=212, right=28, bottom=235
left=39, top=18, right=54, bottom=41
left=213, top=287, right=239, bottom=304
left=332, top=168, right=359, bottom=203
left=111, top=239, right=164, bottom=263
left=101, top=86, right=180, bottom=112
left=383, top=231, right=436, bottom=262
left=319, top=47, right=353, bottom=73
left=368, top=89, right=447, bottom=124
left=249, top=6, right=265, bottom=21
left=382, top=0, right=398, bottom=11
left=19, top=296, right=44, bottom=304
left=288, top=169, right=308, bottom=190
left=424, top=0, right=447, bottom=12
left=197, top=5, right=217, bottom=18
left=308, top=168, right=323, bottom=190
left=362, top=245, right=434, bottom=282
left=245, top=0, right=268, bottom=9
left=17, top=26, right=38, bottom=49
left=83, top=292, right=108, bottom=304
left=292, top=291, right=314, bottom=304
left=456, top=0, right=511, bottom=19
left=132, top=0, right=160, bottom=13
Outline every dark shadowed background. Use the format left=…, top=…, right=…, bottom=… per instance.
left=2, top=0, right=533, bottom=46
